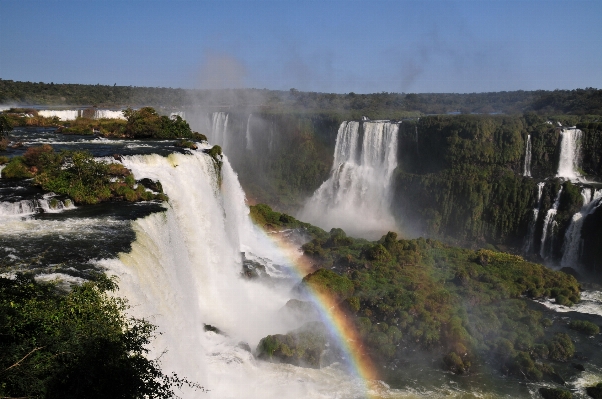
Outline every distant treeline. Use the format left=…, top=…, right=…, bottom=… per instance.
left=1, top=79, right=601, bottom=116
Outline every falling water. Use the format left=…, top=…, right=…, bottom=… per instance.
left=97, top=150, right=368, bottom=398
left=94, top=110, right=126, bottom=119
left=540, top=187, right=563, bottom=259
left=523, top=134, right=532, bottom=177
left=246, top=114, right=253, bottom=151
left=211, top=112, right=229, bottom=149
left=523, top=182, right=545, bottom=254
left=556, top=128, right=583, bottom=180
left=561, top=188, right=602, bottom=268
left=38, top=110, right=79, bottom=121
left=300, top=121, right=400, bottom=239
left=0, top=197, right=75, bottom=217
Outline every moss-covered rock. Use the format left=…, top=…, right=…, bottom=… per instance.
left=568, top=320, right=600, bottom=335
left=256, top=321, right=331, bottom=368
left=539, top=387, right=572, bottom=399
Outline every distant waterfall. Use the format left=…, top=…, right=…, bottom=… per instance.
left=556, top=128, right=582, bottom=180
left=211, top=112, right=229, bottom=149
left=94, top=110, right=126, bottom=120
left=245, top=114, right=253, bottom=151
left=561, top=188, right=602, bottom=268
left=540, top=187, right=563, bottom=259
left=523, top=182, right=545, bottom=254
left=300, top=121, right=400, bottom=239
left=523, top=134, right=532, bottom=177
left=38, top=110, right=79, bottom=121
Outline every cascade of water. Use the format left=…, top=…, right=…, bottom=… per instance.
left=0, top=197, right=75, bottom=217
left=38, top=110, right=79, bottom=121
left=211, top=112, right=229, bottom=149
left=94, top=110, right=126, bottom=120
left=556, top=128, right=583, bottom=180
left=523, top=134, right=532, bottom=177
left=98, top=151, right=364, bottom=398
left=245, top=114, right=253, bottom=151
left=540, top=187, right=563, bottom=259
left=523, top=182, right=545, bottom=254
left=561, top=188, right=602, bottom=268
left=300, top=121, right=400, bottom=239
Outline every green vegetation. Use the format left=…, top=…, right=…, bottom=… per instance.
left=2, top=79, right=601, bottom=115
left=0, top=274, right=202, bottom=398
left=249, top=203, right=327, bottom=238
left=256, top=321, right=331, bottom=368
left=1, top=145, right=167, bottom=204
left=568, top=320, right=600, bottom=335
left=393, top=114, right=602, bottom=258
left=256, top=215, right=582, bottom=382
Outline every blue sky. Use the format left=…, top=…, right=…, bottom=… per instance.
left=0, top=0, right=600, bottom=93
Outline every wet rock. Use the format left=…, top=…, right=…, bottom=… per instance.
left=237, top=342, right=252, bottom=353
left=204, top=324, right=224, bottom=335
left=572, top=363, right=585, bottom=371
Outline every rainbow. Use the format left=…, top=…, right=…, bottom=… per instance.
left=257, top=228, right=383, bottom=398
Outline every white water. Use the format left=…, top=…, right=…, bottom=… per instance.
left=0, top=196, right=75, bottom=217
left=300, top=121, right=400, bottom=239
left=536, top=290, right=602, bottom=317
left=245, top=114, right=253, bottom=151
left=211, top=112, right=229, bottom=150
left=523, top=134, right=532, bottom=177
left=540, top=187, right=563, bottom=259
left=561, top=188, right=602, bottom=269
left=523, top=182, right=545, bottom=254
left=556, top=128, right=583, bottom=180
left=97, top=151, right=371, bottom=398
left=170, top=111, right=186, bottom=120
left=94, top=110, right=126, bottom=119
left=38, top=110, right=79, bottom=121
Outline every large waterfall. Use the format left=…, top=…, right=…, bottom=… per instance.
left=556, top=128, right=583, bottom=180
left=96, top=151, right=366, bottom=398
left=300, top=121, right=400, bottom=239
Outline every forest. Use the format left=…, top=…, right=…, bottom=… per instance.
left=1, top=79, right=602, bottom=116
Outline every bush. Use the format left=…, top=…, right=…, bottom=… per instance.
left=0, top=274, right=201, bottom=398
left=569, top=320, right=600, bottom=335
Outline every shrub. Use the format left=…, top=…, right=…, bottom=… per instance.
left=569, top=320, right=600, bottom=335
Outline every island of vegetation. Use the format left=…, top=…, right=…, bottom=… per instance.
left=249, top=204, right=602, bottom=390
left=1, top=145, right=167, bottom=205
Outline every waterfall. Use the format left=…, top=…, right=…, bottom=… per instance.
left=0, top=197, right=75, bottom=217
left=299, top=121, right=400, bottom=239
left=540, top=187, right=563, bottom=259
left=246, top=114, right=253, bottom=151
left=94, top=110, right=126, bottom=119
left=96, top=150, right=365, bottom=398
left=38, top=110, right=79, bottom=121
left=523, top=134, right=532, bottom=177
left=556, top=128, right=583, bottom=180
left=523, top=182, right=545, bottom=254
left=561, top=188, right=602, bottom=268
left=211, top=112, right=229, bottom=149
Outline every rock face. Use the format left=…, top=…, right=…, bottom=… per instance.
left=256, top=321, right=335, bottom=368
